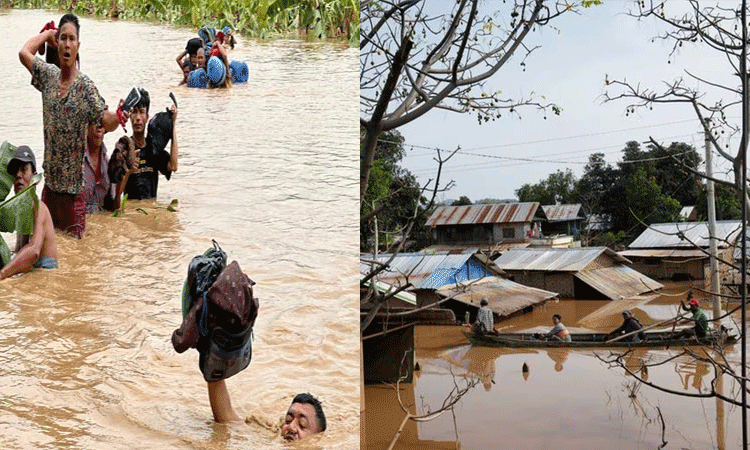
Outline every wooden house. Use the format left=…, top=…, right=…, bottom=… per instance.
left=494, top=247, right=663, bottom=300
left=619, top=221, right=741, bottom=281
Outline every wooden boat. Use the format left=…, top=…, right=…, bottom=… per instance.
left=462, top=329, right=737, bottom=348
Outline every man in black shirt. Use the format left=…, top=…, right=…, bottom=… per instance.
left=605, top=310, right=645, bottom=342
left=115, top=88, right=178, bottom=201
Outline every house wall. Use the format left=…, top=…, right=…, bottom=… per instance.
left=628, top=257, right=705, bottom=281
left=505, top=271, right=574, bottom=297
left=544, top=273, right=574, bottom=297
left=491, top=223, right=528, bottom=243
left=433, top=224, right=493, bottom=245
left=415, top=289, right=441, bottom=309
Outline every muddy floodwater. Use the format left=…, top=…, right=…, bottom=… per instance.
left=0, top=9, right=358, bottom=449
left=364, top=281, right=748, bottom=449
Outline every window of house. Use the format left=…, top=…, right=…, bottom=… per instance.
left=503, top=228, right=514, bottom=239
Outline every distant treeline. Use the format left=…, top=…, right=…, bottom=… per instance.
left=3, top=0, right=358, bottom=44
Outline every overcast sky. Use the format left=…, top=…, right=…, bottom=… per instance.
left=395, top=1, right=742, bottom=203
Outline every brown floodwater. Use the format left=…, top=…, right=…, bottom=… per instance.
left=364, top=281, right=749, bottom=449
left=0, top=9, right=358, bottom=449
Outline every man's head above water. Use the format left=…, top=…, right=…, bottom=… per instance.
left=281, top=393, right=326, bottom=441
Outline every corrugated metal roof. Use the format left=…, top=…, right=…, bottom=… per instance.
left=628, top=221, right=741, bottom=249
left=494, top=247, right=630, bottom=272
left=360, top=252, right=499, bottom=290
left=574, top=266, right=663, bottom=300
left=437, top=276, right=558, bottom=317
left=426, top=203, right=539, bottom=227
left=619, top=249, right=708, bottom=258
left=541, top=204, right=584, bottom=222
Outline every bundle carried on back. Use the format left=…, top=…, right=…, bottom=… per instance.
left=172, top=240, right=259, bottom=381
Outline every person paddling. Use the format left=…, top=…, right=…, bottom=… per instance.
left=675, top=291, right=710, bottom=339
left=605, top=310, right=645, bottom=343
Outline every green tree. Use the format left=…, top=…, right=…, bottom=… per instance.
left=515, top=169, right=577, bottom=205
left=360, top=131, right=425, bottom=251
left=697, top=182, right=742, bottom=221
left=451, top=196, right=473, bottom=206
left=575, top=152, right=617, bottom=219
left=625, top=168, right=681, bottom=234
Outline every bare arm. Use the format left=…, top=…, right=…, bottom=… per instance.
left=207, top=380, right=241, bottom=423
left=0, top=204, right=45, bottom=279
left=102, top=108, right=121, bottom=132
left=168, top=106, right=178, bottom=172
left=176, top=49, right=188, bottom=71
left=19, top=29, right=56, bottom=73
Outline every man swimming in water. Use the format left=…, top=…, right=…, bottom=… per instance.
left=206, top=382, right=327, bottom=441
left=0, top=145, right=58, bottom=279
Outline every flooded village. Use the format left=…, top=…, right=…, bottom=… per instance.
left=360, top=1, right=750, bottom=448
left=361, top=202, right=749, bottom=449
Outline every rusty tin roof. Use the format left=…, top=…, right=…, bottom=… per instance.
left=426, top=203, right=539, bottom=228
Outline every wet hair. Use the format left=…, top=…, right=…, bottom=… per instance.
left=552, top=314, right=561, bottom=321
left=108, top=136, right=135, bottom=184
left=480, top=298, right=488, bottom=307
left=133, top=88, right=150, bottom=112
left=292, top=393, right=326, bottom=432
left=58, top=13, right=80, bottom=37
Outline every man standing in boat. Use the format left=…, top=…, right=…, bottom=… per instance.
left=676, top=292, right=709, bottom=339
left=605, top=310, right=645, bottom=342
left=471, top=298, right=498, bottom=335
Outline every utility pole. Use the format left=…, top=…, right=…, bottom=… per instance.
left=740, top=0, right=748, bottom=446
left=704, top=119, right=721, bottom=321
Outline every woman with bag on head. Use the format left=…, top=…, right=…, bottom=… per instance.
left=19, top=13, right=123, bottom=239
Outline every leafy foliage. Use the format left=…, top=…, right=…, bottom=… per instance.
left=518, top=140, right=704, bottom=246
left=361, top=130, right=427, bottom=252
left=451, top=196, right=472, bottom=206
left=4, top=0, right=356, bottom=42
left=516, top=169, right=577, bottom=205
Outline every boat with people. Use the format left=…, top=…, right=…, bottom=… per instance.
left=461, top=329, right=737, bottom=348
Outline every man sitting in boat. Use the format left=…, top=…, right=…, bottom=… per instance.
left=542, top=314, right=571, bottom=342
left=471, top=298, right=498, bottom=335
left=676, top=293, right=709, bottom=339
left=605, top=310, right=645, bottom=342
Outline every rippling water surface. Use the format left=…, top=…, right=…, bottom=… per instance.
left=0, top=9, right=358, bottom=449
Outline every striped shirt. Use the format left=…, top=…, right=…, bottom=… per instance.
left=476, top=305, right=494, bottom=333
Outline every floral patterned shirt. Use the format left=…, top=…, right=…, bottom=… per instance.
left=32, top=57, right=106, bottom=194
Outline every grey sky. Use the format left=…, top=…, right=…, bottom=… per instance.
left=396, top=1, right=740, bottom=203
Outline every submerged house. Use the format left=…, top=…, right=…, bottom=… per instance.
left=361, top=251, right=504, bottom=310
left=361, top=251, right=557, bottom=322
left=494, top=247, right=663, bottom=300
left=425, top=203, right=539, bottom=250
left=619, top=221, right=741, bottom=281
